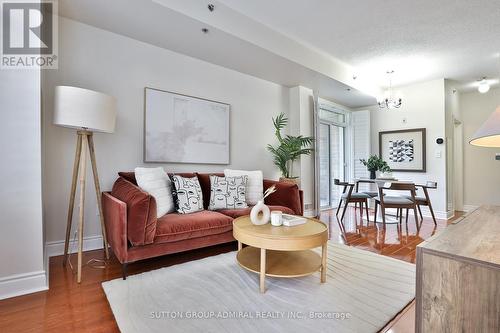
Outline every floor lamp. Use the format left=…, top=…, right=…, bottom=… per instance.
left=54, top=86, right=117, bottom=283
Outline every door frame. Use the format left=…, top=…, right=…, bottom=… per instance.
left=316, top=100, right=350, bottom=210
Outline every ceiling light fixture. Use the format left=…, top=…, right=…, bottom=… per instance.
left=378, top=70, right=402, bottom=109
left=478, top=77, right=490, bottom=94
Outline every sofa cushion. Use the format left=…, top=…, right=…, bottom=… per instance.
left=111, top=177, right=157, bottom=246
left=135, top=167, right=175, bottom=217
left=224, top=169, right=263, bottom=205
left=170, top=175, right=204, bottom=214
left=263, top=180, right=302, bottom=215
left=154, top=210, right=233, bottom=244
left=208, top=175, right=248, bottom=210
left=118, top=171, right=137, bottom=185
left=196, top=173, right=224, bottom=209
left=216, top=205, right=294, bottom=219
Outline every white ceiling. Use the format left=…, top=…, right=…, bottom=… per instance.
left=59, top=0, right=500, bottom=107
left=58, top=0, right=378, bottom=107
left=218, top=0, right=500, bottom=90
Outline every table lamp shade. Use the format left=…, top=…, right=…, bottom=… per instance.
left=54, top=86, right=117, bottom=133
left=470, top=106, right=500, bottom=147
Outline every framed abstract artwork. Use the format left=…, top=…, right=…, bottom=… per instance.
left=379, top=128, right=426, bottom=172
left=144, top=87, right=230, bottom=164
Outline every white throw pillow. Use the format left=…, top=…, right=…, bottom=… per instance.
left=134, top=167, right=175, bottom=218
left=208, top=175, right=248, bottom=210
left=170, top=175, right=204, bottom=214
left=224, top=169, right=263, bottom=205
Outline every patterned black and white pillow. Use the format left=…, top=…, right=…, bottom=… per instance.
left=170, top=175, right=204, bottom=214
left=208, top=175, right=248, bottom=210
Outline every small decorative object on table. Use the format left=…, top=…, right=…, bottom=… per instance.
left=359, top=155, right=391, bottom=179
left=250, top=185, right=276, bottom=225
left=282, top=214, right=307, bottom=227
left=270, top=210, right=283, bottom=226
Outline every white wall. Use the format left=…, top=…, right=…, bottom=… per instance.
left=288, top=86, right=315, bottom=212
left=461, top=87, right=500, bottom=207
left=367, top=79, right=448, bottom=217
left=0, top=69, right=46, bottom=299
left=42, top=18, right=290, bottom=244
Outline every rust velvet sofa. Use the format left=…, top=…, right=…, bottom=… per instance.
left=102, top=172, right=304, bottom=278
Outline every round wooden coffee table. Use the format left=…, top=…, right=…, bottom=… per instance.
left=233, top=215, right=328, bottom=293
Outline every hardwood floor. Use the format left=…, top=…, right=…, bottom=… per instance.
left=0, top=207, right=461, bottom=333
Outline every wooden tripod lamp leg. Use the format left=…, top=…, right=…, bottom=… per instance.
left=87, top=134, right=110, bottom=260
left=77, top=133, right=88, bottom=284
left=63, top=134, right=83, bottom=266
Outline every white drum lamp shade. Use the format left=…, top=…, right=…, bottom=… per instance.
left=54, top=86, right=117, bottom=133
left=470, top=106, right=500, bottom=147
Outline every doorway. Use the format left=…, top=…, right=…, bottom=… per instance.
left=318, top=108, right=347, bottom=209
left=453, top=120, right=464, bottom=211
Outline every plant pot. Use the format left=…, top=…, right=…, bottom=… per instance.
left=279, top=177, right=300, bottom=187
left=369, top=170, right=376, bottom=180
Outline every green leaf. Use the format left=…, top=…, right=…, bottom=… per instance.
left=267, top=115, right=315, bottom=177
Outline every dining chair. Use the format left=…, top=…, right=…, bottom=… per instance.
left=402, top=181, right=438, bottom=225
left=334, top=179, right=370, bottom=224
left=374, top=182, right=419, bottom=229
left=355, top=181, right=379, bottom=198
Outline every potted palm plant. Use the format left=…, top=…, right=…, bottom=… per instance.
left=267, top=113, right=314, bottom=185
left=360, top=155, right=391, bottom=179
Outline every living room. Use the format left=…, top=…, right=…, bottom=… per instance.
left=1, top=1, right=499, bottom=332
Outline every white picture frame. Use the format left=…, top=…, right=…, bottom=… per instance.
left=144, top=87, right=230, bottom=164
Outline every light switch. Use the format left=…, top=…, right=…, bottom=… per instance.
left=435, top=150, right=442, bottom=158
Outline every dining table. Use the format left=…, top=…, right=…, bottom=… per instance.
left=351, top=178, right=438, bottom=224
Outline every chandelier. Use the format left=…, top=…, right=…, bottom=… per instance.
left=378, top=70, right=402, bottom=109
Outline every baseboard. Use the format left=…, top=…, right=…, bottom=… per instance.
left=0, top=270, right=48, bottom=300
left=45, top=235, right=104, bottom=258
left=462, top=205, right=479, bottom=213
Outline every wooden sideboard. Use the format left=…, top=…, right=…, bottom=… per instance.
left=415, top=205, right=500, bottom=332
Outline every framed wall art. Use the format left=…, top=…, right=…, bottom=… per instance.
left=144, top=87, right=230, bottom=164
left=379, top=128, right=426, bottom=172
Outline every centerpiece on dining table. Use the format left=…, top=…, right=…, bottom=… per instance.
left=359, top=155, right=392, bottom=179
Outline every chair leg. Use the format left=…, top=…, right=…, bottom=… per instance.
left=336, top=199, right=343, bottom=217
left=381, top=206, right=387, bottom=229
left=365, top=200, right=370, bottom=225
left=374, top=202, right=378, bottom=224
left=122, top=263, right=128, bottom=280
left=428, top=203, right=437, bottom=225
left=405, top=208, right=409, bottom=225
left=340, top=200, right=349, bottom=222
left=414, top=207, right=420, bottom=230
left=417, top=205, right=423, bottom=221
left=360, top=202, right=364, bottom=225
left=398, top=208, right=403, bottom=225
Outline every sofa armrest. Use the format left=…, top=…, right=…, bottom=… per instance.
left=111, top=177, right=157, bottom=246
left=263, top=179, right=304, bottom=215
left=102, top=192, right=128, bottom=263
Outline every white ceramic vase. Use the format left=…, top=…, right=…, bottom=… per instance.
left=250, top=200, right=270, bottom=225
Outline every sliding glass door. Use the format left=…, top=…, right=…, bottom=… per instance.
left=319, top=117, right=346, bottom=209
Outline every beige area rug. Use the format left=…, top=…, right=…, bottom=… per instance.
left=102, top=243, right=415, bottom=333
